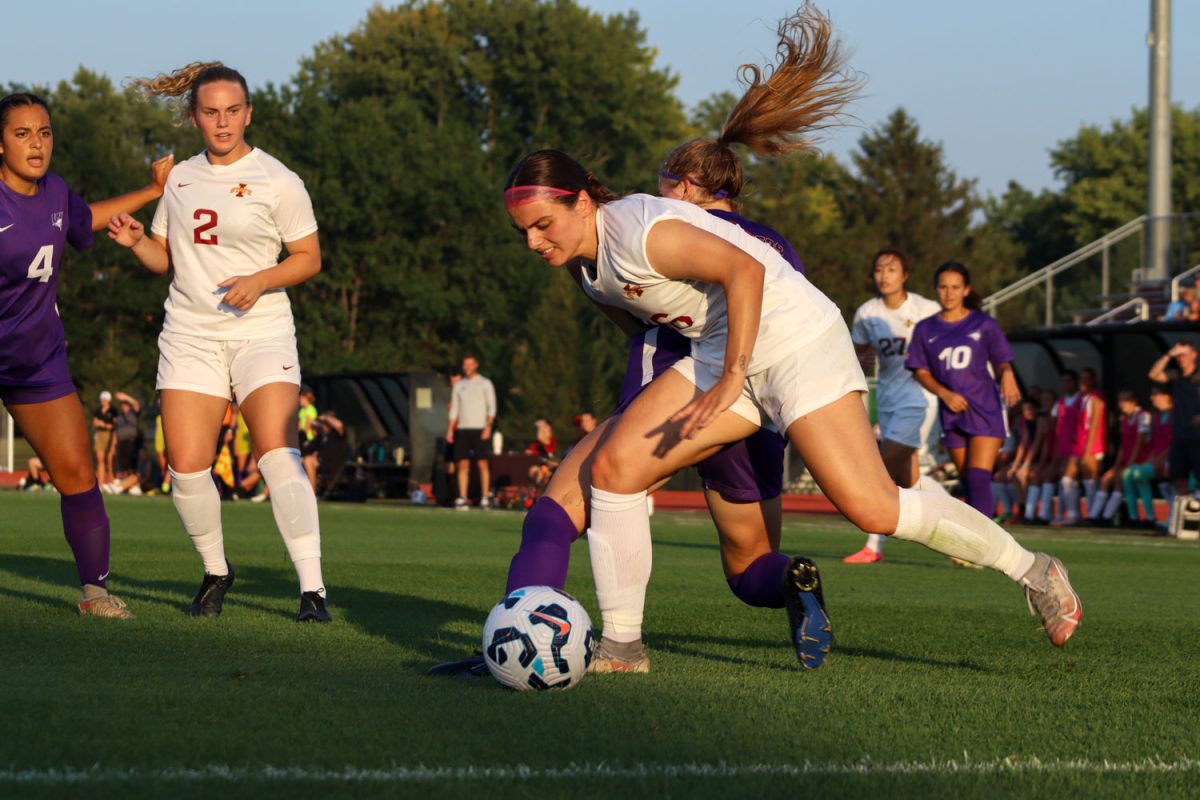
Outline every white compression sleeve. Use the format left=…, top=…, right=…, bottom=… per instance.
left=893, top=487, right=1036, bottom=581
left=587, top=486, right=652, bottom=644
left=169, top=467, right=228, bottom=576
left=258, top=447, right=324, bottom=593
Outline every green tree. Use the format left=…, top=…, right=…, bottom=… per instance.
left=254, top=0, right=689, bottom=444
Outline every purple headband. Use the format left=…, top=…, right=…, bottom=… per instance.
left=659, top=170, right=729, bottom=200
left=504, top=185, right=577, bottom=209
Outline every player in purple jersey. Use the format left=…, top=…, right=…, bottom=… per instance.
left=905, top=263, right=1021, bottom=521
left=0, top=92, right=171, bottom=618
left=430, top=10, right=831, bottom=679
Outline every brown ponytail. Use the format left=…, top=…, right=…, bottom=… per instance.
left=130, top=62, right=250, bottom=124
left=661, top=3, right=861, bottom=203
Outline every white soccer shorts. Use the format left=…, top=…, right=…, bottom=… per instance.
left=157, top=330, right=302, bottom=402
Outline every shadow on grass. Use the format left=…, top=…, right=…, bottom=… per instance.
left=0, top=553, right=490, bottom=673
left=652, top=631, right=990, bottom=673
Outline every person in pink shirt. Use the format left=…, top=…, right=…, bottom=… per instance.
left=1088, top=390, right=1149, bottom=525
left=1122, top=385, right=1174, bottom=528
left=1075, top=368, right=1108, bottom=519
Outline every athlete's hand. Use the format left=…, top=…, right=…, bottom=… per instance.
left=670, top=373, right=744, bottom=439
left=149, top=153, right=174, bottom=196
left=107, top=213, right=144, bottom=248
left=941, top=390, right=969, bottom=413
left=445, top=429, right=455, bottom=445
left=218, top=273, right=269, bottom=311
left=999, top=372, right=1021, bottom=408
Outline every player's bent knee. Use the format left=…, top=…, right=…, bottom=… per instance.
left=588, top=446, right=643, bottom=494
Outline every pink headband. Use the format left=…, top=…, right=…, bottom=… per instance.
left=504, top=185, right=577, bottom=209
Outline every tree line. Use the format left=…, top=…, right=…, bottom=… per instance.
left=10, top=0, right=1198, bottom=446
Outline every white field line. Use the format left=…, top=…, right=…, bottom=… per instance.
left=1, top=758, right=1197, bottom=784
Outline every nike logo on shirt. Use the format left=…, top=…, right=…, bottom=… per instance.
left=0, top=224, right=13, bottom=233
left=177, top=182, right=193, bottom=188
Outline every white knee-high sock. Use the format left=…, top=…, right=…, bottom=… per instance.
left=1039, top=482, right=1057, bottom=520
left=892, top=487, right=1037, bottom=581
left=1102, top=491, right=1124, bottom=519
left=1089, top=490, right=1108, bottom=519
left=1025, top=485, right=1041, bottom=520
left=170, top=467, right=227, bottom=576
left=915, top=474, right=949, bottom=495
left=587, top=486, right=652, bottom=643
left=258, top=447, right=324, bottom=594
left=1083, top=479, right=1098, bottom=516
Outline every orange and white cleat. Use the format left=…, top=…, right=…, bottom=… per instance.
left=842, top=546, right=883, bottom=565
left=587, top=638, right=651, bottom=674
left=1020, top=553, right=1082, bottom=646
left=78, top=592, right=135, bottom=620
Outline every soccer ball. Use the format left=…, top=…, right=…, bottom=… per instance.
left=482, top=586, right=595, bottom=691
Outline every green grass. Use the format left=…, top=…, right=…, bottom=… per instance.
left=1, top=493, right=1198, bottom=799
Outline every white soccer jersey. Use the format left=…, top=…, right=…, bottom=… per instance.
left=851, top=293, right=942, bottom=410
left=152, top=148, right=318, bottom=339
left=582, top=194, right=840, bottom=374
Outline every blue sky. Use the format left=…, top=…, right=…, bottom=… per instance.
left=2, top=1, right=1195, bottom=198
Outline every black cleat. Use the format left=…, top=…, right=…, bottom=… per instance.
left=784, top=556, right=832, bottom=670
left=188, top=562, right=235, bottom=617
left=426, top=653, right=490, bottom=679
left=297, top=591, right=333, bottom=623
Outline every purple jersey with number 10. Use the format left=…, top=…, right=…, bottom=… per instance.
left=905, top=310, right=1013, bottom=439
left=0, top=173, right=93, bottom=388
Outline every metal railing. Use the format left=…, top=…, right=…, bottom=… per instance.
left=1170, top=263, right=1200, bottom=301
left=1086, top=297, right=1150, bottom=326
left=982, top=216, right=1145, bottom=325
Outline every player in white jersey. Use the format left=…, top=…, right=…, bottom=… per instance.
left=506, top=142, right=1083, bottom=656
left=107, top=63, right=330, bottom=623
left=844, top=249, right=943, bottom=563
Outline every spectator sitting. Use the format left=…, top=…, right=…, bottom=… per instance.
left=302, top=409, right=347, bottom=491
left=20, top=456, right=51, bottom=491
left=526, top=418, right=559, bottom=490
left=1164, top=281, right=1199, bottom=322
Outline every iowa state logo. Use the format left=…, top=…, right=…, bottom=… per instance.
left=230, top=183, right=253, bottom=198
left=622, top=283, right=643, bottom=300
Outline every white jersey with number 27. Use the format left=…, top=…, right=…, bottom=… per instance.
left=581, top=194, right=840, bottom=375
left=151, top=147, right=318, bottom=339
left=851, top=292, right=941, bottom=410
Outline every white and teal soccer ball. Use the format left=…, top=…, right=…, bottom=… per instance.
left=482, top=586, right=595, bottom=691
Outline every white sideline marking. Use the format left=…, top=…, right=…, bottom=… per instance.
left=1, top=758, right=1197, bottom=783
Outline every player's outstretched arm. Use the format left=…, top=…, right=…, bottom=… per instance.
left=87, top=154, right=173, bottom=233
left=217, top=232, right=321, bottom=312
left=108, top=213, right=170, bottom=274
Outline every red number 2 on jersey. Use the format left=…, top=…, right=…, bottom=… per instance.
left=193, top=209, right=218, bottom=245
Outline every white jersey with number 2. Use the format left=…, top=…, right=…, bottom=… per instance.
left=581, top=194, right=840, bottom=374
left=851, top=293, right=942, bottom=410
left=152, top=147, right=318, bottom=339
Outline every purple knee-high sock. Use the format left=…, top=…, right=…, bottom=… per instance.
left=60, top=483, right=110, bottom=587
left=505, top=497, right=581, bottom=593
left=726, top=551, right=791, bottom=608
left=965, top=468, right=995, bottom=518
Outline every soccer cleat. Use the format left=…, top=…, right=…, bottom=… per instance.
left=783, top=556, right=832, bottom=670
left=587, top=638, right=651, bottom=674
left=842, top=546, right=883, bottom=564
left=78, top=592, right=135, bottom=620
left=297, top=591, right=333, bottom=623
left=454, top=497, right=469, bottom=511
left=426, top=653, right=490, bottom=678
left=479, top=496, right=492, bottom=509
left=1020, top=553, right=1082, bottom=647
left=188, top=562, right=235, bottom=617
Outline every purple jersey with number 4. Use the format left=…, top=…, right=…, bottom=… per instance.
left=0, top=173, right=93, bottom=387
left=614, top=210, right=803, bottom=501
left=905, top=310, right=1013, bottom=439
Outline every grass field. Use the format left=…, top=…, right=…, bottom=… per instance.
left=2, top=492, right=1198, bottom=799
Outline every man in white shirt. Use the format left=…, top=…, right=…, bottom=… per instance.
left=447, top=354, right=497, bottom=509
